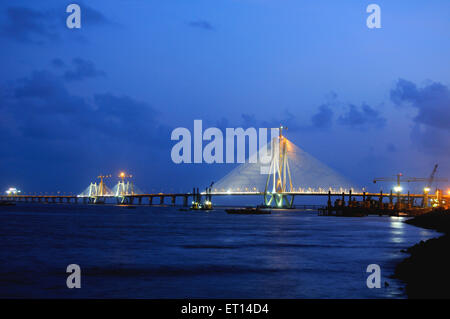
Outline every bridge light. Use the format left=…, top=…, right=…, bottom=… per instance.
left=424, top=187, right=431, bottom=193
left=5, top=187, right=20, bottom=195
left=394, top=186, right=402, bottom=193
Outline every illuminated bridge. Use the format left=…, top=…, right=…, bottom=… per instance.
left=1, top=127, right=448, bottom=210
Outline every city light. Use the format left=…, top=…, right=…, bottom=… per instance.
left=393, top=186, right=403, bottom=193
left=5, top=187, right=21, bottom=195
left=424, top=187, right=431, bottom=193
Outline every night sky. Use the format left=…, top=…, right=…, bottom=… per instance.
left=1, top=0, right=449, bottom=194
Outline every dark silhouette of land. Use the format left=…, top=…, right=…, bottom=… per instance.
left=394, top=209, right=450, bottom=299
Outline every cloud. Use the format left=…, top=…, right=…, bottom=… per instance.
left=391, top=78, right=450, bottom=155
left=390, top=78, right=450, bottom=131
left=0, top=63, right=175, bottom=192
left=0, top=4, right=112, bottom=44
left=64, top=58, right=106, bottom=81
left=187, top=20, right=215, bottom=31
left=311, top=104, right=333, bottom=129
left=50, top=58, right=65, bottom=69
left=0, top=6, right=58, bottom=43
left=338, top=103, right=386, bottom=129
left=1, top=66, right=167, bottom=145
left=81, top=4, right=111, bottom=26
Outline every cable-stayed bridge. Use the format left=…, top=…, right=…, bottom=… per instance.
left=1, top=127, right=448, bottom=209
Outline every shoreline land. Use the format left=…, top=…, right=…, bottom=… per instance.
left=394, top=209, right=450, bottom=299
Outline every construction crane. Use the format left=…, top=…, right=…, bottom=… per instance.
left=373, top=173, right=405, bottom=193
left=373, top=164, right=448, bottom=193
left=403, top=164, right=447, bottom=192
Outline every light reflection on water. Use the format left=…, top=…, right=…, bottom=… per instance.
left=0, top=204, right=438, bottom=298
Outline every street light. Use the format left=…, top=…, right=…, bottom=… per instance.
left=393, top=186, right=402, bottom=193
left=119, top=172, right=132, bottom=183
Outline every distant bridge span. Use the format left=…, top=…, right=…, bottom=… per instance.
left=0, top=190, right=446, bottom=207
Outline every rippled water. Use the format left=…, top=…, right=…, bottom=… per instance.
left=0, top=204, right=436, bottom=298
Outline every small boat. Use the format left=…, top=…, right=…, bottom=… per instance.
left=190, top=200, right=213, bottom=211
left=226, top=207, right=271, bottom=215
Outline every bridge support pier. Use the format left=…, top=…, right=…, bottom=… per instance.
left=171, top=196, right=176, bottom=205
left=263, top=192, right=294, bottom=208
left=148, top=196, right=153, bottom=205
left=379, top=190, right=383, bottom=208
left=327, top=191, right=332, bottom=209
left=160, top=196, right=164, bottom=205
left=389, top=190, right=393, bottom=208
left=183, top=196, right=188, bottom=207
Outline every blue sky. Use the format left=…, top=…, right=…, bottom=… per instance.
left=0, top=0, right=449, bottom=194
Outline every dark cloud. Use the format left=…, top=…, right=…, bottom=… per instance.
left=81, top=4, right=111, bottom=26
left=391, top=79, right=450, bottom=156
left=188, top=20, right=215, bottom=31
left=88, top=93, right=161, bottom=141
left=50, top=58, right=65, bottom=68
left=311, top=104, right=333, bottom=129
left=1, top=66, right=166, bottom=145
left=338, top=103, right=386, bottom=129
left=13, top=70, right=87, bottom=115
left=0, top=64, right=171, bottom=191
left=390, top=78, right=450, bottom=131
left=0, top=6, right=58, bottom=43
left=64, top=58, right=106, bottom=81
left=0, top=4, right=112, bottom=44
left=410, top=123, right=450, bottom=156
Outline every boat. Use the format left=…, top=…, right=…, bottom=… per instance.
left=190, top=200, right=213, bottom=211
left=226, top=207, right=271, bottom=215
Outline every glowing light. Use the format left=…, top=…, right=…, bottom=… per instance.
left=5, top=187, right=20, bottom=195
left=424, top=187, right=431, bottom=193
left=393, top=186, right=403, bottom=193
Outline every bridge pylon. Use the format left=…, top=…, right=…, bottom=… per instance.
left=113, top=172, right=141, bottom=204
left=263, top=126, right=294, bottom=208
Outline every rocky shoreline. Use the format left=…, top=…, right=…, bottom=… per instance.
left=394, top=210, right=450, bottom=299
